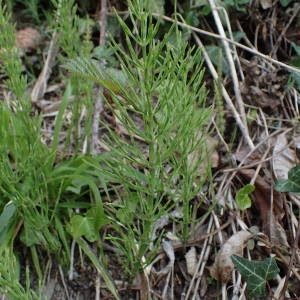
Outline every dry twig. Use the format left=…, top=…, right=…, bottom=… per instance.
left=31, top=32, right=59, bottom=103
left=91, top=0, right=107, bottom=154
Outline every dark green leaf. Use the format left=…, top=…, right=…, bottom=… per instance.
left=275, top=165, right=300, bottom=193
left=291, top=42, right=300, bottom=56
left=280, top=0, right=293, bottom=7
left=232, top=255, right=279, bottom=297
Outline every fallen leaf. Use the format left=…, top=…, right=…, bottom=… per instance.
left=152, top=240, right=175, bottom=276
left=210, top=230, right=252, bottom=283
left=234, top=145, right=264, bottom=165
left=15, top=27, right=41, bottom=52
left=273, top=133, right=297, bottom=181
left=185, top=247, right=197, bottom=276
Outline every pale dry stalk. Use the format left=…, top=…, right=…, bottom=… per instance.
left=91, top=0, right=107, bottom=154
left=207, top=0, right=249, bottom=143
left=184, top=215, right=214, bottom=300
left=192, top=32, right=255, bottom=150
left=151, top=13, right=300, bottom=75
left=31, top=31, right=59, bottom=103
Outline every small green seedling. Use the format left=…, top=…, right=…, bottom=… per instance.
left=236, top=184, right=255, bottom=210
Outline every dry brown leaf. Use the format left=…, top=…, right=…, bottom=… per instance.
left=273, top=133, right=297, bottom=181
left=268, top=213, right=289, bottom=247
left=15, top=27, right=41, bottom=52
left=185, top=247, right=197, bottom=276
left=210, top=230, right=252, bottom=283
left=234, top=144, right=264, bottom=165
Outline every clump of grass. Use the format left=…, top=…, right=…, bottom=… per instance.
left=0, top=2, right=117, bottom=297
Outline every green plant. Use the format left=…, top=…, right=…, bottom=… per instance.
left=51, top=0, right=96, bottom=153
left=275, top=165, right=300, bottom=193
left=231, top=255, right=279, bottom=297
left=0, top=249, right=44, bottom=300
left=0, top=2, right=118, bottom=297
left=66, top=0, right=212, bottom=276
left=236, top=184, right=255, bottom=211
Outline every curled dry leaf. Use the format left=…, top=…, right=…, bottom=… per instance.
left=273, top=133, right=297, bottom=181
left=185, top=247, right=197, bottom=276
left=210, top=230, right=252, bottom=283
left=153, top=240, right=175, bottom=276
left=15, top=27, right=41, bottom=53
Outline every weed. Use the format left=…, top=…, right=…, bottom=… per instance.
left=66, top=0, right=212, bottom=276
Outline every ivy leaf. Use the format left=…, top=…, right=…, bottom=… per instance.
left=231, top=255, right=279, bottom=297
left=280, top=0, right=293, bottom=7
left=275, top=165, right=300, bottom=193
left=236, top=184, right=255, bottom=210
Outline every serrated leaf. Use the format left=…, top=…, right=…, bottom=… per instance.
left=236, top=184, right=255, bottom=210
left=275, top=165, right=300, bottom=193
left=231, top=255, right=279, bottom=297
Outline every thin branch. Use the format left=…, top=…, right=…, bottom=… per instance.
left=279, top=217, right=300, bottom=300
left=270, top=4, right=300, bottom=58
left=91, top=0, right=107, bottom=154
left=150, top=13, right=300, bottom=75
left=31, top=31, right=59, bottom=103
left=192, top=32, right=255, bottom=149
left=207, top=0, right=247, bottom=126
left=99, top=0, right=108, bottom=46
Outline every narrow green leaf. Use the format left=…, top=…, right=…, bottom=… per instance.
left=291, top=42, right=300, bottom=56
left=77, top=238, right=120, bottom=300
left=231, top=255, right=279, bottom=297
left=0, top=202, right=17, bottom=245
left=236, top=184, right=255, bottom=210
